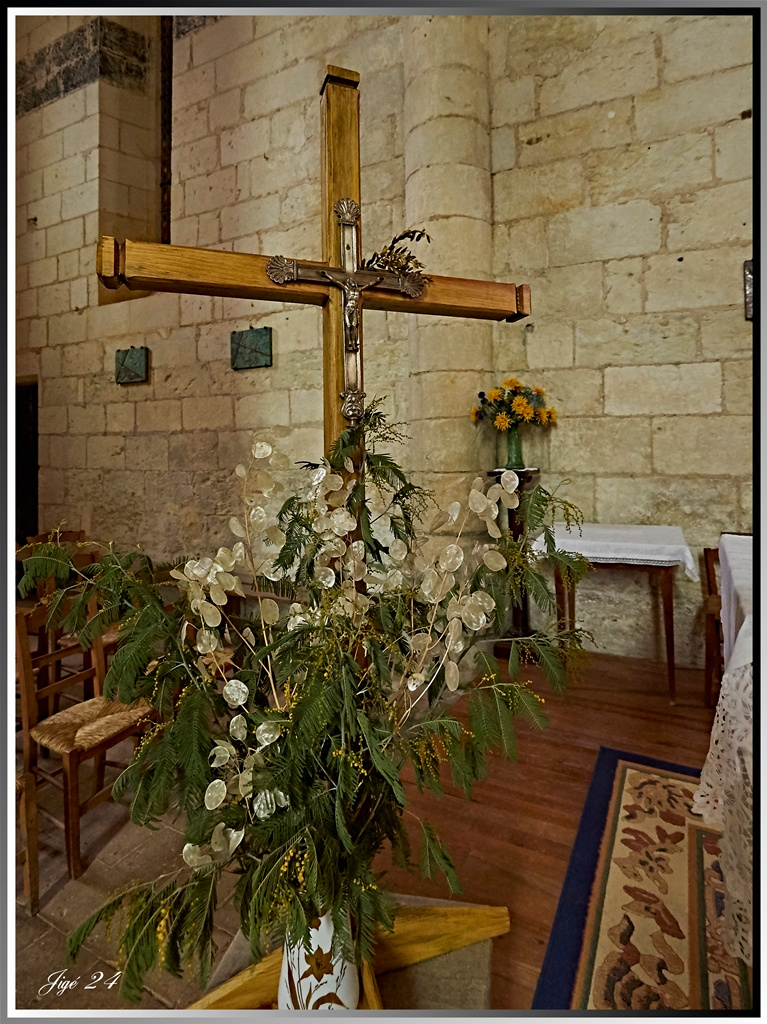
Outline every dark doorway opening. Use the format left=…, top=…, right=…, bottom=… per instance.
left=16, top=382, right=38, bottom=547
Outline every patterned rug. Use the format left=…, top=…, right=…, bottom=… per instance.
left=533, top=747, right=752, bottom=1011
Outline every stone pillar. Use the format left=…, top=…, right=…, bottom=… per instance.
left=402, top=16, right=495, bottom=507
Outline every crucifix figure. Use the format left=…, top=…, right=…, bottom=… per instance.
left=97, top=64, right=531, bottom=453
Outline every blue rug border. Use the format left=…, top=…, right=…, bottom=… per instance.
left=531, top=745, right=700, bottom=1010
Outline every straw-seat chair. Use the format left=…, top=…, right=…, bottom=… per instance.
left=16, top=597, right=152, bottom=879
left=703, top=547, right=724, bottom=708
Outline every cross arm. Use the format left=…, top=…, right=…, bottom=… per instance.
left=97, top=237, right=531, bottom=321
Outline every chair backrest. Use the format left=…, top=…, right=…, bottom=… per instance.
left=16, top=596, right=107, bottom=735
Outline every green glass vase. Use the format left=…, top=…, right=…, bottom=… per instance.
left=504, top=422, right=525, bottom=470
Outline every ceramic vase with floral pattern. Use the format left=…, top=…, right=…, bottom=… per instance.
left=277, top=912, right=359, bottom=1010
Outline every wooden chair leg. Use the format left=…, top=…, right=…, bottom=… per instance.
left=660, top=567, right=676, bottom=705
left=62, top=752, right=83, bottom=879
left=94, top=751, right=106, bottom=793
left=19, top=773, right=39, bottom=915
left=704, top=614, right=716, bottom=708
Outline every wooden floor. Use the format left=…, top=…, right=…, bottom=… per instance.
left=373, top=651, right=717, bottom=1010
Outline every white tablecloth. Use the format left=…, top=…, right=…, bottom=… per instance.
left=693, top=534, right=752, bottom=965
left=533, top=523, right=699, bottom=581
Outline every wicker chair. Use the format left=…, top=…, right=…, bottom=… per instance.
left=16, top=597, right=152, bottom=879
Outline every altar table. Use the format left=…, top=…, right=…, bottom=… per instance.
left=533, top=523, right=699, bottom=703
left=693, top=534, right=753, bottom=965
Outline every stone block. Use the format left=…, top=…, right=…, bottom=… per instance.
left=662, top=15, right=753, bottom=83
left=29, top=318, right=47, bottom=348
left=408, top=416, right=491, bottom=473
left=220, top=194, right=280, bottom=241
left=175, top=137, right=219, bottom=181
left=491, top=126, right=516, bottom=174
left=182, top=395, right=234, bottom=432
left=651, top=415, right=751, bottom=476
left=410, top=319, right=492, bottom=374
left=494, top=160, right=584, bottom=222
left=406, top=117, right=490, bottom=174
left=70, top=277, right=88, bottom=310
left=17, top=169, right=43, bottom=205
left=491, top=76, right=536, bottom=127
left=244, top=59, right=321, bottom=119
left=46, top=218, right=84, bottom=258
left=28, top=257, right=57, bottom=288
left=548, top=200, right=661, bottom=266
left=220, top=118, right=270, bottom=168
left=68, top=403, right=105, bottom=435
left=525, top=367, right=602, bottom=417
left=604, top=258, right=644, bottom=314
left=57, top=249, right=80, bottom=281
left=38, top=405, right=67, bottom=434
left=27, top=193, right=61, bottom=229
left=169, top=431, right=219, bottom=470
left=184, top=167, right=238, bottom=217
left=256, top=217, right=323, bottom=263
left=493, top=217, right=547, bottom=278
left=172, top=61, right=215, bottom=114
left=526, top=263, right=604, bottom=317
left=288, top=387, right=323, bottom=425
left=494, top=16, right=599, bottom=79
left=739, top=481, right=752, bottom=533
left=173, top=102, right=209, bottom=148
left=406, top=163, right=491, bottom=224
left=595, top=475, right=745, bottom=549
left=234, top=392, right=290, bottom=430
left=42, top=376, right=79, bottom=407
left=17, top=230, right=46, bottom=265
left=635, top=67, right=752, bottom=142
left=645, top=246, right=751, bottom=311
left=416, top=217, right=491, bottom=279
left=136, top=400, right=182, bottom=433
left=128, top=292, right=182, bottom=334
left=37, top=281, right=72, bottom=317
left=518, top=100, right=633, bottom=168
left=549, top=416, right=652, bottom=475
left=216, top=33, right=289, bottom=93
left=62, top=115, right=98, bottom=161
left=180, top=293, right=214, bottom=326
left=28, top=131, right=63, bottom=171
left=700, top=310, right=753, bottom=360
left=280, top=182, right=320, bottom=227
left=587, top=132, right=713, bottom=204
left=86, top=301, right=131, bottom=340
left=360, top=114, right=397, bottom=167
left=537, top=471, right=596, bottom=522
left=49, top=434, right=87, bottom=469
left=105, top=402, right=135, bottom=434
left=363, top=157, right=406, bottom=204
left=539, top=36, right=657, bottom=115
left=43, top=154, right=86, bottom=196
left=216, top=431, right=253, bottom=472
left=605, top=362, right=721, bottom=416
left=522, top=319, right=575, bottom=369
left=404, top=66, right=488, bottom=133
left=723, top=358, right=752, bottom=414
left=209, top=88, right=243, bottom=133
left=714, top=119, right=753, bottom=183
left=666, top=180, right=752, bottom=250
left=17, top=287, right=38, bottom=319
left=126, top=435, right=169, bottom=472
left=410, top=371, right=490, bottom=421
left=576, top=314, right=699, bottom=367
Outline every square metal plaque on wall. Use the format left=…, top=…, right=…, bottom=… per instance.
left=115, top=346, right=150, bottom=384
left=231, top=327, right=273, bottom=370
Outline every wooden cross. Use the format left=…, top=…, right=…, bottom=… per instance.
left=97, top=65, right=531, bottom=453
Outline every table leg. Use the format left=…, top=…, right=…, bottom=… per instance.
left=660, top=567, right=676, bottom=704
left=567, top=577, right=576, bottom=633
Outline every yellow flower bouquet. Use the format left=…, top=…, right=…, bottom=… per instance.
left=471, top=377, right=556, bottom=470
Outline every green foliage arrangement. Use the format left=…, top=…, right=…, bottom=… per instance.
left=18, top=404, right=591, bottom=1003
